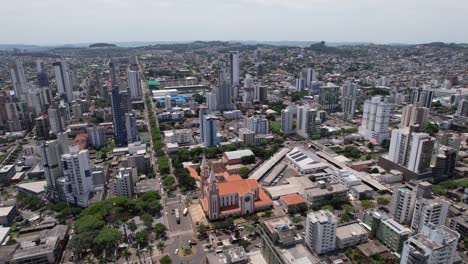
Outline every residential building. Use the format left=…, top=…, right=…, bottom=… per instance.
left=39, top=140, right=64, bottom=200
left=411, top=197, right=449, bottom=232
left=238, top=128, right=255, bottom=145
left=163, top=129, right=193, bottom=145
left=114, top=167, right=134, bottom=198
left=246, top=117, right=269, bottom=134
left=35, top=115, right=50, bottom=140
left=127, top=68, right=142, bottom=99
left=229, top=51, right=240, bottom=98
left=48, top=107, right=65, bottom=135
left=400, top=104, right=429, bottom=129
left=0, top=206, right=19, bottom=226
left=53, top=61, right=73, bottom=102
left=304, top=181, right=348, bottom=206
left=86, top=126, right=106, bottom=148
left=9, top=58, right=27, bottom=97
left=281, top=107, right=294, bottom=134
left=305, top=210, right=337, bottom=254
left=110, top=63, right=130, bottom=147
left=410, top=87, right=434, bottom=108
left=391, top=187, right=418, bottom=225
left=456, top=99, right=468, bottom=118
left=449, top=215, right=468, bottom=238
left=254, top=85, right=268, bottom=102
left=358, top=96, right=391, bottom=144
left=319, top=82, right=340, bottom=113
left=342, top=81, right=358, bottom=121
left=296, top=104, right=317, bottom=138
left=432, top=147, right=457, bottom=180
left=125, top=112, right=139, bottom=144
left=376, top=218, right=411, bottom=252
left=206, top=246, right=248, bottom=264
left=336, top=223, right=368, bottom=249
left=387, top=128, right=435, bottom=174
left=215, top=68, right=234, bottom=111
left=202, top=115, right=218, bottom=147
left=0, top=165, right=16, bottom=184
left=400, top=224, right=459, bottom=264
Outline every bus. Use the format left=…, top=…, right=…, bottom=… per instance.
left=175, top=208, right=180, bottom=224
left=183, top=207, right=188, bottom=216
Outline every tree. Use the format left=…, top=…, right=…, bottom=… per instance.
left=241, top=155, right=256, bottom=164
left=160, top=255, right=172, bottom=264
left=154, top=223, right=167, bottom=239
left=291, top=216, right=302, bottom=224
left=239, top=239, right=251, bottom=250
left=141, top=213, right=154, bottom=230
left=377, top=197, right=390, bottom=205
left=288, top=202, right=308, bottom=214
left=198, top=224, right=208, bottom=234
left=311, top=134, right=321, bottom=140
left=367, top=142, right=374, bottom=150
left=127, top=220, right=137, bottom=233
left=424, top=122, right=439, bottom=136
left=263, top=210, right=273, bottom=218
left=157, top=241, right=166, bottom=253
left=340, top=213, right=351, bottom=223
left=321, top=205, right=334, bottom=212
left=239, top=167, right=250, bottom=179
left=192, top=93, right=205, bottom=104
left=369, top=168, right=379, bottom=174
left=122, top=248, right=131, bottom=263
left=135, top=231, right=149, bottom=245
left=94, top=228, right=121, bottom=252
left=343, top=204, right=354, bottom=213
left=361, top=200, right=375, bottom=209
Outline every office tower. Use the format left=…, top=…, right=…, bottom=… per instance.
left=9, top=58, right=27, bottom=97
left=35, top=115, right=50, bottom=140
left=305, top=210, right=337, bottom=254
left=202, top=115, right=218, bottom=147
left=455, top=99, right=468, bottom=118
left=246, top=117, right=269, bottom=134
left=215, top=68, right=234, bottom=111
left=358, top=96, right=391, bottom=144
left=27, top=88, right=49, bottom=114
left=411, top=198, right=449, bottom=232
left=60, top=146, right=93, bottom=207
left=165, top=95, right=172, bottom=110
left=295, top=77, right=306, bottom=91
left=53, top=61, right=73, bottom=102
left=410, top=87, right=434, bottom=108
left=400, top=104, right=429, bottom=129
left=400, top=224, right=459, bottom=264
left=199, top=107, right=207, bottom=144
left=297, top=105, right=317, bottom=138
left=391, top=187, right=418, bottom=224
left=126, top=69, right=141, bottom=99
left=5, top=101, right=30, bottom=132
left=114, top=167, right=134, bottom=198
left=39, top=140, right=64, bottom=200
left=432, top=147, right=457, bottom=180
left=36, top=60, right=49, bottom=87
left=319, top=82, right=340, bottom=113
left=342, top=81, right=358, bottom=121
left=229, top=51, right=240, bottom=98
left=254, top=85, right=267, bottom=102
left=125, top=112, right=139, bottom=144
left=110, top=63, right=130, bottom=147
left=86, top=126, right=106, bottom=148
left=206, top=93, right=217, bottom=111
left=238, top=128, right=255, bottom=145
left=387, top=128, right=435, bottom=174
left=302, top=68, right=313, bottom=87
left=281, top=107, right=294, bottom=134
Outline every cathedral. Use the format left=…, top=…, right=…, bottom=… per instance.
left=197, top=157, right=273, bottom=220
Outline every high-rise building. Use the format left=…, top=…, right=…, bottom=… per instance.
left=302, top=68, right=313, bottom=88
left=203, top=115, right=218, bottom=147
left=238, top=128, right=255, bottom=145
left=35, top=115, right=50, bottom=140
left=391, top=187, right=418, bottom=225
left=215, top=68, right=234, bottom=111
left=126, top=69, right=142, bottom=99
left=9, top=58, right=27, bottom=97
left=358, top=96, right=391, bottom=144
left=281, top=107, right=294, bottom=134
left=342, top=81, right=358, bottom=121
left=165, top=95, right=172, bottom=110
left=410, top=87, right=434, bottom=108
left=387, top=128, right=435, bottom=174
left=243, top=74, right=254, bottom=104
left=110, top=63, right=130, bottom=147
left=114, top=167, right=134, bottom=198
left=438, top=132, right=461, bottom=151
left=295, top=77, right=306, bottom=91
left=246, top=117, right=269, bottom=134
left=400, top=104, right=429, bottom=129
left=411, top=198, right=449, bottom=232
left=60, top=146, right=93, bottom=207
left=319, top=82, right=340, bottom=113
left=432, top=147, right=457, bottom=180
left=400, top=224, right=459, bottom=264
left=305, top=210, right=337, bottom=254
left=53, top=61, right=73, bottom=102
left=39, top=140, right=64, bottom=200
left=254, top=85, right=268, bottom=102
left=125, top=112, right=139, bottom=144
left=229, top=51, right=240, bottom=98
left=86, top=126, right=106, bottom=148
left=455, top=99, right=468, bottom=118
left=199, top=107, right=207, bottom=144
left=206, top=93, right=217, bottom=111
left=296, top=105, right=317, bottom=138
left=36, top=59, right=49, bottom=87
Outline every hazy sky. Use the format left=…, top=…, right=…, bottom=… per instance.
left=2, top=0, right=467, bottom=45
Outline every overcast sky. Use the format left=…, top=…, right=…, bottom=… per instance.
left=2, top=0, right=467, bottom=45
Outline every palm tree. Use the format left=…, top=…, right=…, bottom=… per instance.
left=122, top=248, right=131, bottom=263
left=146, top=244, right=153, bottom=258
left=156, top=241, right=166, bottom=254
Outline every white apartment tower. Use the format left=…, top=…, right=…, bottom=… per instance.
left=400, top=224, right=459, bottom=264
left=411, top=198, right=449, bottom=232
left=126, top=69, right=142, bottom=99
left=53, top=61, right=74, bottom=103
left=229, top=51, right=240, bottom=98
left=296, top=104, right=317, bottom=138
left=114, top=167, right=134, bottom=198
left=305, top=210, right=337, bottom=254
left=358, top=96, right=391, bottom=144
left=342, top=81, right=358, bottom=121
left=400, top=104, right=429, bottom=129
left=86, top=126, right=106, bottom=148
left=60, top=146, right=93, bottom=207
left=125, top=112, right=139, bottom=144
left=246, top=117, right=269, bottom=135
left=391, top=187, right=418, bottom=225
left=281, top=107, right=294, bottom=134
left=39, top=140, right=64, bottom=200
left=9, top=58, right=27, bottom=98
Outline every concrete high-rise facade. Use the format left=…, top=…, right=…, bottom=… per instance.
left=126, top=69, right=142, bottom=99
left=358, top=96, right=391, bottom=144
left=229, top=51, right=240, bottom=98
left=342, top=81, right=358, bottom=121
left=203, top=115, right=218, bottom=147
left=281, top=107, right=294, bottom=134
left=411, top=198, right=449, bottom=232
left=35, top=115, right=50, bottom=140
left=110, top=63, right=130, bottom=147
left=456, top=99, right=468, bottom=118
left=53, top=61, right=74, bottom=102
left=410, top=87, right=434, bottom=108
left=254, top=85, right=267, bottom=102
left=391, top=187, right=418, bottom=225
left=400, top=224, right=459, bottom=264
left=319, top=82, right=340, bottom=113
left=125, top=112, right=139, bottom=144
left=39, top=140, right=64, bottom=200
left=60, top=146, right=93, bottom=207
left=400, top=104, right=429, bottom=129
left=432, top=147, right=457, bottom=180
left=246, top=117, right=269, bottom=134
left=387, top=128, right=435, bottom=174
left=86, top=126, right=106, bottom=148
left=305, top=210, right=337, bottom=254
left=296, top=105, right=317, bottom=138
left=9, top=58, right=27, bottom=98
left=114, top=167, right=134, bottom=198
left=215, top=68, right=234, bottom=111
left=238, top=128, right=255, bottom=145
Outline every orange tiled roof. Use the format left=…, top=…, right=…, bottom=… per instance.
left=74, top=134, right=88, bottom=150
left=280, top=193, right=305, bottom=205
left=187, top=167, right=201, bottom=180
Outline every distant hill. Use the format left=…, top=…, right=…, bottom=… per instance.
left=89, top=43, right=117, bottom=48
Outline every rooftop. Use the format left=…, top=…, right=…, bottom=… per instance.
left=16, top=181, right=47, bottom=194
left=223, top=149, right=254, bottom=160
left=280, top=194, right=305, bottom=205
left=0, top=206, right=15, bottom=217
